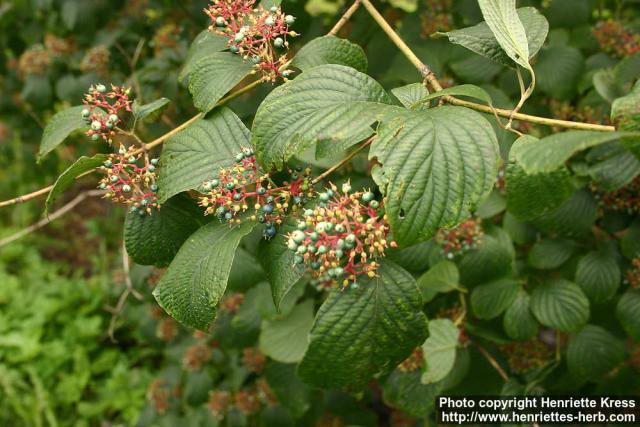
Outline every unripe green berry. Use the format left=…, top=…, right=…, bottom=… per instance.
left=337, top=238, right=345, bottom=249
left=99, top=183, right=107, bottom=190
left=287, top=239, right=298, bottom=251
left=230, top=45, right=239, bottom=54
left=150, top=184, right=158, bottom=192
left=81, top=108, right=90, bottom=117
left=285, top=15, right=295, bottom=25
left=203, top=182, right=212, bottom=191
left=294, top=255, right=304, bottom=264
left=296, top=245, right=307, bottom=254
left=233, top=193, right=243, bottom=201
left=319, top=192, right=330, bottom=202
left=122, top=184, right=132, bottom=193
left=317, top=245, right=327, bottom=254
left=110, top=175, right=119, bottom=183
left=345, top=234, right=357, bottom=244
left=91, top=120, right=102, bottom=131
left=211, top=179, right=220, bottom=187
left=264, top=17, right=274, bottom=26
left=273, top=37, right=284, bottom=48
left=224, top=212, right=233, bottom=220
left=96, top=84, right=106, bottom=93
left=216, top=16, right=226, bottom=26
left=362, top=191, right=375, bottom=202
left=297, top=221, right=307, bottom=231
left=148, top=165, right=156, bottom=172
left=291, top=230, right=305, bottom=243
left=108, top=114, right=119, bottom=123
left=225, top=182, right=235, bottom=190
left=335, top=249, right=344, bottom=259
left=311, top=261, right=321, bottom=270
left=151, top=158, right=159, bottom=165
left=234, top=33, right=244, bottom=42
left=91, top=134, right=100, bottom=141
left=335, top=224, right=345, bottom=233
left=369, top=200, right=380, bottom=209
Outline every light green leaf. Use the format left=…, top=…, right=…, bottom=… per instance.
left=567, top=325, right=625, bottom=380
left=416, top=261, right=460, bottom=296
left=371, top=106, right=499, bottom=246
left=470, top=278, right=520, bottom=320
left=45, top=154, right=106, bottom=213
left=153, top=221, right=256, bottom=331
left=124, top=194, right=205, bottom=267
left=391, top=83, right=429, bottom=109
left=39, top=105, right=90, bottom=159
left=412, top=84, right=493, bottom=109
left=575, top=251, right=620, bottom=303
left=528, top=238, right=575, bottom=269
left=179, top=30, right=229, bottom=83
left=505, top=135, right=575, bottom=220
left=253, top=64, right=395, bottom=170
left=292, top=36, right=368, bottom=73
left=616, top=289, right=640, bottom=341
left=157, top=107, right=250, bottom=203
left=530, top=279, right=589, bottom=332
left=513, top=131, right=637, bottom=174
left=259, top=300, right=314, bottom=364
left=612, top=80, right=640, bottom=131
left=258, top=215, right=305, bottom=310
left=478, top=0, right=531, bottom=70
left=383, top=371, right=441, bottom=417
left=421, top=319, right=459, bottom=384
left=188, top=52, right=253, bottom=113
left=434, top=7, right=548, bottom=68
left=132, top=98, right=170, bottom=122
left=503, top=291, right=538, bottom=340
left=476, top=190, right=506, bottom=219
left=297, top=261, right=428, bottom=390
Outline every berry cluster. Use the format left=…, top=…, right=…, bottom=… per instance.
left=624, top=257, right=640, bottom=288
left=500, top=339, right=553, bottom=374
left=198, top=148, right=312, bottom=238
left=152, top=24, right=181, bottom=57
left=397, top=347, right=424, bottom=373
left=286, top=183, right=396, bottom=290
left=242, top=347, right=267, bottom=374
left=44, top=34, right=74, bottom=58
left=182, top=343, right=212, bottom=371
left=208, top=382, right=276, bottom=419
left=204, top=0, right=298, bottom=81
left=80, top=45, right=110, bottom=75
left=18, top=45, right=51, bottom=76
left=421, top=0, right=453, bottom=36
left=97, top=145, right=160, bottom=215
left=436, top=218, right=483, bottom=259
left=593, top=20, right=640, bottom=58
left=591, top=176, right=640, bottom=215
left=82, top=84, right=132, bottom=143
left=220, top=292, right=245, bottom=314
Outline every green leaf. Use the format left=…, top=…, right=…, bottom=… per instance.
left=45, top=154, right=107, bottom=213
left=505, top=135, right=575, bottom=221
left=264, top=363, right=311, bottom=418
left=612, top=80, right=640, bottom=131
left=412, top=84, right=493, bottom=109
left=477, top=0, right=531, bottom=71
left=292, top=36, right=368, bottom=73
left=371, top=106, right=499, bottom=246
left=503, top=291, right=538, bottom=340
left=435, top=7, right=548, bottom=68
left=259, top=300, right=314, bottom=364
left=575, top=251, right=620, bottom=303
left=616, top=289, right=640, bottom=341
left=39, top=105, right=89, bottom=159
left=621, top=221, right=640, bottom=259
left=297, top=261, right=427, bottom=390
left=421, top=319, right=459, bottom=384
left=535, top=46, right=584, bottom=99
left=124, top=194, right=205, bottom=267
left=567, top=325, right=625, bottom=381
left=132, top=98, right=170, bottom=122
left=584, top=142, right=640, bottom=190
left=528, top=238, right=575, bottom=270
left=253, top=64, right=394, bottom=170
left=416, top=261, right=460, bottom=297
left=258, top=215, right=305, bottom=310
left=157, top=107, right=250, bottom=203
left=387, top=240, right=434, bottom=273
left=187, top=52, right=252, bottom=113
left=530, top=279, right=590, bottom=332
left=513, top=131, right=636, bottom=174
left=476, top=190, right=506, bottom=219
left=152, top=221, right=256, bottom=331
left=391, top=83, right=429, bottom=109
left=383, top=371, right=441, bottom=417
left=179, top=30, right=229, bottom=83
left=458, top=235, right=513, bottom=286
left=532, top=190, right=597, bottom=237
left=470, top=278, right=520, bottom=320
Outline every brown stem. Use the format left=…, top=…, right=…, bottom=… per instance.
left=359, top=0, right=616, bottom=133
left=475, top=342, right=509, bottom=382
left=329, top=0, right=361, bottom=36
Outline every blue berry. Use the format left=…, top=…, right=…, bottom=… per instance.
left=224, top=212, right=233, bottom=220
left=262, top=204, right=274, bottom=214
left=264, top=226, right=277, bottom=238
left=150, top=184, right=158, bottom=192
left=258, top=215, right=266, bottom=223
left=311, top=261, right=321, bottom=270
left=257, top=187, right=267, bottom=195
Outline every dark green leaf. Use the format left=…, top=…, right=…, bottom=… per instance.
left=39, top=105, right=90, bottom=159
left=292, top=36, right=368, bottom=73
left=530, top=279, right=589, bottom=332
left=528, top=238, right=575, bottom=270
left=503, top=291, right=538, bottom=340
left=45, top=154, right=107, bottom=213
left=616, top=289, right=640, bottom=341
left=575, top=251, right=620, bottom=303
left=132, top=98, right=170, bottom=122
left=470, top=278, right=520, bottom=320
left=567, top=325, right=625, bottom=380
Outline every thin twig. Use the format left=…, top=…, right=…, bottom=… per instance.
left=107, top=243, right=143, bottom=342
left=0, top=190, right=104, bottom=248
left=475, top=342, right=509, bottom=381
left=329, top=0, right=361, bottom=36
left=311, top=137, right=373, bottom=185
left=359, top=0, right=617, bottom=133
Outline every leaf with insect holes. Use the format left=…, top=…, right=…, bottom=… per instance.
left=252, top=64, right=397, bottom=170
left=157, top=107, right=250, bottom=203
left=45, top=154, right=107, bottom=214
left=297, top=261, right=427, bottom=390
left=370, top=106, right=499, bottom=246
left=153, top=220, right=256, bottom=331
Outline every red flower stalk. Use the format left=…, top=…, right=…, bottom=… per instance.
left=82, top=83, right=132, bottom=143
left=97, top=145, right=159, bottom=214
left=204, top=0, right=299, bottom=81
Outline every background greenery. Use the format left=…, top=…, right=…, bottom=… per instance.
left=1, top=0, right=640, bottom=426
